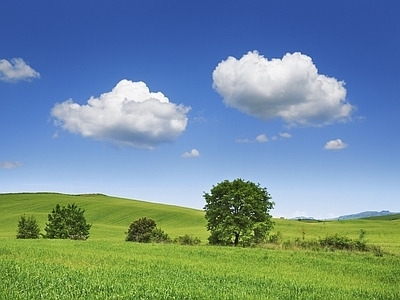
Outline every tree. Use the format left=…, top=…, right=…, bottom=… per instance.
left=43, top=203, right=91, bottom=240
left=126, top=217, right=170, bottom=243
left=204, top=179, right=274, bottom=246
left=16, top=214, right=40, bottom=239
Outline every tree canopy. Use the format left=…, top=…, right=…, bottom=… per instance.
left=16, top=214, right=40, bottom=239
left=126, top=217, right=170, bottom=243
left=43, top=203, right=91, bottom=240
left=204, top=179, right=274, bottom=246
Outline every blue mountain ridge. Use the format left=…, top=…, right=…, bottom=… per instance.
left=291, top=210, right=398, bottom=221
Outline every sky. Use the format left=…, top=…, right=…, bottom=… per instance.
left=1, top=1, right=399, bottom=219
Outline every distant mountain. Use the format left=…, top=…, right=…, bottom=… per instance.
left=291, top=210, right=398, bottom=221
left=290, top=216, right=316, bottom=221
left=335, top=210, right=398, bottom=220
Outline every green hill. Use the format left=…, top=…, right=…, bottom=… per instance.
left=2, top=193, right=400, bottom=252
left=0, top=193, right=208, bottom=241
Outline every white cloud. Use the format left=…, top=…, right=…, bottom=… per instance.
left=0, top=58, right=40, bottom=82
left=0, top=161, right=22, bottom=169
left=213, top=51, right=354, bottom=127
left=237, top=132, right=292, bottom=143
left=51, top=79, right=191, bottom=149
left=256, top=134, right=268, bottom=143
left=236, top=138, right=252, bottom=143
left=279, top=132, right=291, bottom=138
left=324, top=139, right=348, bottom=150
left=182, top=149, right=200, bottom=158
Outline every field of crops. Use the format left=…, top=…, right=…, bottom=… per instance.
left=1, top=193, right=400, bottom=299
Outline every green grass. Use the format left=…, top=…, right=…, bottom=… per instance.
left=1, top=193, right=400, bottom=299
left=1, top=239, right=400, bottom=299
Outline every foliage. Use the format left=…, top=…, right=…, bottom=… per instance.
left=268, top=231, right=283, bottom=244
left=204, top=179, right=274, bottom=246
left=16, top=215, right=40, bottom=239
left=149, top=227, right=171, bottom=243
left=42, top=203, right=91, bottom=240
left=126, top=217, right=170, bottom=243
left=173, top=234, right=201, bottom=245
left=319, top=233, right=368, bottom=251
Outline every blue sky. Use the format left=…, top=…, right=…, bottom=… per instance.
left=1, top=1, right=399, bottom=219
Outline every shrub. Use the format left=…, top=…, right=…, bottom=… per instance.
left=318, top=234, right=368, bottom=251
left=126, top=217, right=171, bottom=243
left=150, top=228, right=171, bottom=243
left=268, top=231, right=283, bottom=244
left=16, top=215, right=40, bottom=239
left=43, top=203, right=91, bottom=240
left=174, top=234, right=201, bottom=245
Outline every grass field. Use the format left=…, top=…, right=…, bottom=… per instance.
left=1, top=193, right=400, bottom=299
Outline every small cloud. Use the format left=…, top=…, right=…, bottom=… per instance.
left=0, top=161, right=22, bottom=169
left=324, top=139, right=348, bottom=150
left=52, top=131, right=59, bottom=139
left=51, top=79, right=191, bottom=149
left=236, top=138, right=252, bottom=143
left=213, top=51, right=354, bottom=127
left=182, top=148, right=200, bottom=158
left=279, top=132, right=291, bottom=138
left=271, top=136, right=278, bottom=141
left=256, top=134, right=268, bottom=143
left=0, top=58, right=40, bottom=82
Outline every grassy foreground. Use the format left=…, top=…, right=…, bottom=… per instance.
left=1, top=193, right=400, bottom=299
left=1, top=239, right=400, bottom=299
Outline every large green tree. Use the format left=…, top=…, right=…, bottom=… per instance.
left=43, top=203, right=91, bottom=240
left=204, top=179, right=274, bottom=246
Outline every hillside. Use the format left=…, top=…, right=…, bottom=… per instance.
left=2, top=193, right=400, bottom=253
left=0, top=193, right=208, bottom=241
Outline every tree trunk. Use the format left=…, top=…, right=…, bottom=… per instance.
left=234, top=233, right=239, bottom=246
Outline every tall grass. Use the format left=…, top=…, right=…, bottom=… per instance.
left=1, top=239, right=399, bottom=299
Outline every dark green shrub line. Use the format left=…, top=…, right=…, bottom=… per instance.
left=267, top=231, right=384, bottom=256
left=125, top=217, right=202, bottom=245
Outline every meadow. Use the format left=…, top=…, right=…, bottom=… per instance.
left=1, top=193, right=400, bottom=299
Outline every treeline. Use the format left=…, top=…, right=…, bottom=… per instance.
left=16, top=203, right=201, bottom=245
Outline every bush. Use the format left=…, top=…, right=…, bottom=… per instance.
left=43, top=203, right=91, bottom=240
left=174, top=234, right=201, bottom=245
left=150, top=228, right=171, bottom=243
left=319, top=233, right=368, bottom=251
left=16, top=215, right=40, bottom=239
left=268, top=231, right=283, bottom=244
left=126, top=217, right=171, bottom=243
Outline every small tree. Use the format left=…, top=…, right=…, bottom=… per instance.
left=126, top=217, right=157, bottom=242
left=204, top=179, right=274, bottom=246
left=43, top=203, right=91, bottom=240
left=126, top=217, right=170, bottom=243
left=16, top=215, right=40, bottom=239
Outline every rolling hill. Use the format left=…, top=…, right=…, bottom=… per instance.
left=1, top=193, right=400, bottom=253
left=0, top=192, right=208, bottom=241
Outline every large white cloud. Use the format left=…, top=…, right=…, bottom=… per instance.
left=0, top=58, right=40, bottom=82
left=212, top=51, right=354, bottom=127
left=51, top=79, right=191, bottom=149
